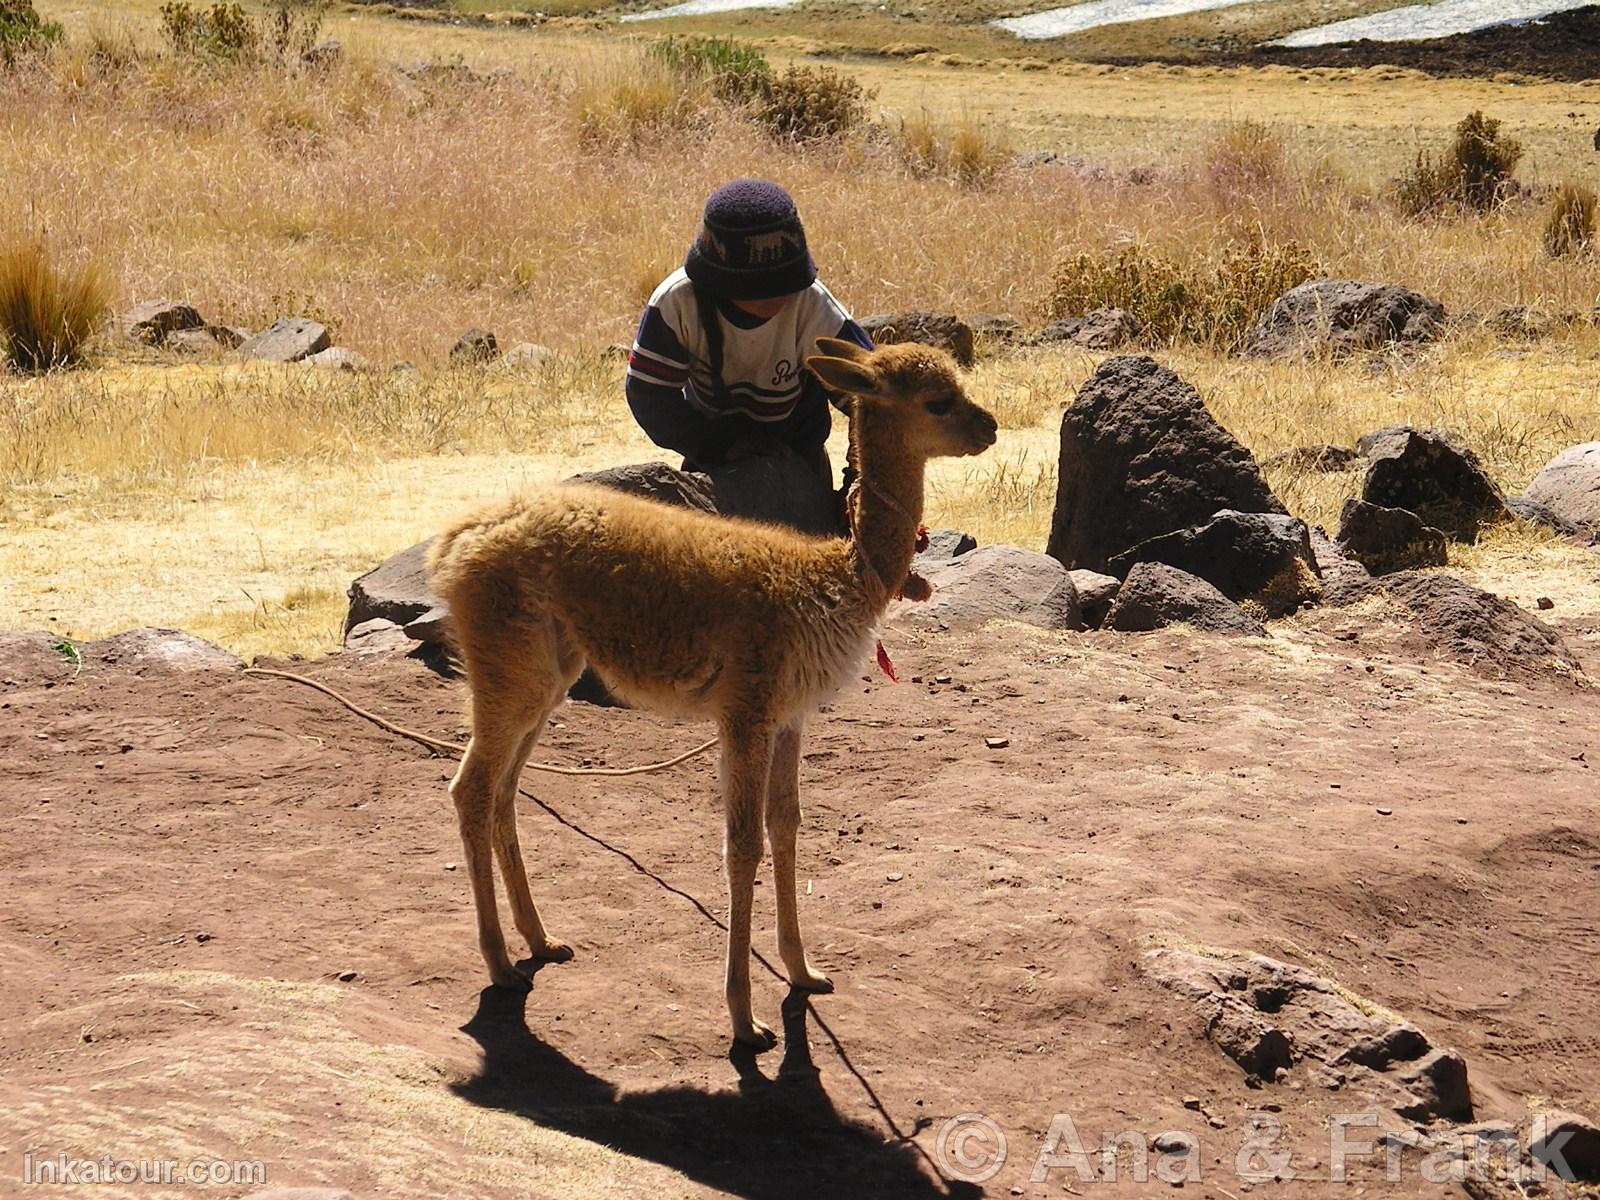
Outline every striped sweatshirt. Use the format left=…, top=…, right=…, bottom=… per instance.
left=625, top=268, right=872, bottom=467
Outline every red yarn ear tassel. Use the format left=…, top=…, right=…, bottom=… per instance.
left=875, top=639, right=899, bottom=682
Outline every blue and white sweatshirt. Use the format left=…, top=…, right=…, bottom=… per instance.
left=625, top=268, right=873, bottom=466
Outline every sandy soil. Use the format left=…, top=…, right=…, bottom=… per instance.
left=1, top=609, right=1597, bottom=1198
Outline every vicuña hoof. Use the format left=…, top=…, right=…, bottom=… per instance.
left=791, top=969, right=834, bottom=994
left=734, top=1018, right=778, bottom=1049
left=531, top=937, right=574, bottom=962
left=488, top=962, right=533, bottom=991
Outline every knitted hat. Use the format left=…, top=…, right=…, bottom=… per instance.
left=683, top=179, right=816, bottom=301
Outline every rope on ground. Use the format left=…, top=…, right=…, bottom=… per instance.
left=243, top=667, right=718, bottom=776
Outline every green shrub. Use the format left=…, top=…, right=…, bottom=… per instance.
left=1046, top=238, right=1319, bottom=349
left=160, top=0, right=324, bottom=65
left=1396, top=110, right=1522, bottom=216
left=1543, top=180, right=1596, bottom=258
left=756, top=64, right=871, bottom=142
left=0, top=0, right=63, bottom=66
left=648, top=36, right=770, bottom=105
left=0, top=240, right=112, bottom=373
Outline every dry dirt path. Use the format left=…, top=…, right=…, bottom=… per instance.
left=1, top=614, right=1596, bottom=1197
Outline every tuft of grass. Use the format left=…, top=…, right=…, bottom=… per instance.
left=896, top=107, right=1010, bottom=187
left=1543, top=181, right=1596, bottom=259
left=573, top=53, right=710, bottom=146
left=1045, top=237, right=1319, bottom=350
left=756, top=64, right=872, bottom=142
left=1396, top=110, right=1523, bottom=217
left=0, top=239, right=112, bottom=373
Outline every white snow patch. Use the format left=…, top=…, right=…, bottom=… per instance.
left=1275, top=0, right=1589, bottom=47
left=993, top=0, right=1262, bottom=41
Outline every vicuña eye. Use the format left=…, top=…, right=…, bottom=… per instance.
left=924, top=397, right=953, bottom=415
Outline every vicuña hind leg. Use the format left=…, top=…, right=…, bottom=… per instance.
left=491, top=715, right=575, bottom=965
left=721, top=718, right=777, bottom=1049
left=450, top=732, right=526, bottom=990
left=766, top=721, right=832, bottom=994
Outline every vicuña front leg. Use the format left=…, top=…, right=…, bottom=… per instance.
left=721, top=720, right=777, bottom=1048
left=767, top=722, right=832, bottom=994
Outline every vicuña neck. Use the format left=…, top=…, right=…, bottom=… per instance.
left=850, top=405, right=924, bottom=607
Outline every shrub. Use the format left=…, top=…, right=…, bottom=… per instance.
left=1046, top=238, right=1318, bottom=349
left=1396, top=110, right=1522, bottom=216
left=648, top=36, right=770, bottom=105
left=0, top=0, right=63, bottom=66
left=1543, top=181, right=1597, bottom=258
left=159, top=0, right=323, bottom=66
left=0, top=240, right=112, bottom=372
left=756, top=64, right=871, bottom=142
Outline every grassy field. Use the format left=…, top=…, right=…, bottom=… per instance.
left=3, top=0, right=1598, bottom=659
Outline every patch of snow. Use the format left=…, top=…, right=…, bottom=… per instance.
left=620, top=0, right=801, bottom=21
left=1275, top=0, right=1589, bottom=47
left=993, top=0, right=1261, bottom=41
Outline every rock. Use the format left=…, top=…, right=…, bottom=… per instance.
left=344, top=618, right=413, bottom=655
left=1048, top=356, right=1284, bottom=573
left=450, top=327, right=499, bottom=363
left=969, top=313, right=1022, bottom=348
left=1506, top=493, right=1590, bottom=539
left=1523, top=442, right=1600, bottom=534
left=1033, top=307, right=1140, bottom=350
left=1104, top=562, right=1266, bottom=636
left=571, top=461, right=718, bottom=514
left=123, top=299, right=204, bottom=345
left=1335, top=499, right=1448, bottom=575
left=901, top=545, right=1083, bottom=632
left=1486, top=305, right=1555, bottom=340
left=301, top=38, right=342, bottom=69
left=858, top=310, right=975, bottom=367
left=240, top=318, right=331, bottom=363
left=1308, top=527, right=1375, bottom=607
left=1393, top=1048, right=1473, bottom=1122
left=165, top=327, right=228, bottom=355
left=345, top=540, right=441, bottom=636
left=1240, top=280, right=1446, bottom=358
left=1068, top=569, right=1120, bottom=628
left=502, top=341, right=553, bottom=367
left=919, top=529, right=977, bottom=561
left=1262, top=444, right=1359, bottom=473
left=402, top=605, right=450, bottom=644
left=1381, top=572, right=1584, bottom=679
left=704, top=450, right=839, bottom=537
left=304, top=347, right=367, bottom=371
left=79, top=628, right=241, bottom=672
left=1527, top=1111, right=1600, bottom=1182
left=1360, top=426, right=1510, bottom=542
left=211, top=325, right=249, bottom=349
left=1108, top=510, right=1321, bottom=617
left=1208, top=1007, right=1296, bottom=1081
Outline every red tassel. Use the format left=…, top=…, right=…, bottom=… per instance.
left=875, top=639, right=899, bottom=683
left=914, top=522, right=930, bottom=554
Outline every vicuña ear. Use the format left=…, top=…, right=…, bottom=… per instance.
left=813, top=336, right=870, bottom=363
left=805, top=354, right=881, bottom=397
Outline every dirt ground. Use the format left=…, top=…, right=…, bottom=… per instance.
left=2, top=606, right=1598, bottom=1198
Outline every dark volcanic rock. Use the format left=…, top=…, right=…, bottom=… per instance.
left=1108, top=509, right=1321, bottom=617
left=1308, top=527, right=1376, bottom=607
left=123, top=299, right=204, bottom=345
left=1047, top=356, right=1284, bottom=573
left=1033, top=307, right=1140, bottom=350
left=1360, top=426, right=1511, bottom=542
left=450, top=327, right=499, bottom=363
left=1241, top=279, right=1445, bottom=359
left=572, top=461, right=718, bottom=514
left=1104, top=562, right=1265, bottom=636
left=1393, top=1049, right=1474, bottom=1122
left=1381, top=572, right=1583, bottom=680
left=858, top=310, right=975, bottom=366
left=346, top=540, right=440, bottom=636
left=1335, top=499, right=1448, bottom=575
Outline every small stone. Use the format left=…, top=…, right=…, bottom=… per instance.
left=195, top=932, right=212, bottom=943
left=1182, top=1095, right=1203, bottom=1110
left=1537, top=596, right=1554, bottom=610
left=985, top=736, right=1010, bottom=750
left=444, top=862, right=458, bottom=872
left=1377, top=806, right=1394, bottom=816
left=337, top=970, right=357, bottom=982
left=886, top=872, right=904, bottom=883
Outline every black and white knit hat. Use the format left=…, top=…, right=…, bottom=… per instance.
left=683, top=179, right=817, bottom=301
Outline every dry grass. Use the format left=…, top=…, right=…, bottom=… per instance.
left=0, top=238, right=112, bottom=371
left=5, top=7, right=1600, bottom=657
left=1544, top=181, right=1597, bottom=260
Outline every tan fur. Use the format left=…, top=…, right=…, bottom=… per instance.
left=427, top=339, right=997, bottom=1047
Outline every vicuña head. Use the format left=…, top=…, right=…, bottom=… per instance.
left=429, top=338, right=995, bottom=1049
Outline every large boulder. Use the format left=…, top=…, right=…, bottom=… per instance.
left=240, top=318, right=331, bottom=363
left=1335, top=499, right=1448, bottom=576
left=123, top=299, right=204, bottom=345
left=345, top=540, right=441, bottom=637
left=79, top=628, right=240, bottom=673
left=1103, top=562, right=1265, bottom=637
left=858, top=310, right=975, bottom=366
left=1240, top=280, right=1446, bottom=359
left=574, top=461, right=718, bottom=514
left=1522, top=442, right=1600, bottom=534
left=901, top=545, right=1082, bottom=632
left=1381, top=572, right=1583, bottom=680
left=1047, top=356, right=1284, bottom=574
left=1108, top=509, right=1321, bottom=617
left=1360, top=427, right=1511, bottom=542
